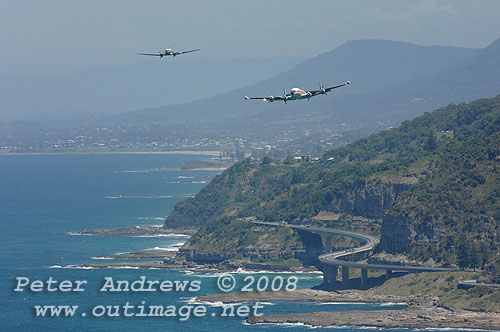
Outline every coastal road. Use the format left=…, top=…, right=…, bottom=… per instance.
left=458, top=280, right=500, bottom=289
left=250, top=220, right=458, bottom=286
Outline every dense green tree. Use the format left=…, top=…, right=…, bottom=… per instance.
left=261, top=156, right=272, bottom=165
left=469, top=242, right=481, bottom=271
left=480, top=241, right=492, bottom=269
left=457, top=239, right=470, bottom=270
left=424, top=131, right=437, bottom=151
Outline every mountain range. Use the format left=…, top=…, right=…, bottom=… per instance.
left=123, top=38, right=500, bottom=131
left=2, top=38, right=500, bottom=154
left=0, top=57, right=302, bottom=120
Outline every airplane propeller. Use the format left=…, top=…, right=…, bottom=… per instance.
left=319, top=83, right=326, bottom=94
left=282, top=88, right=288, bottom=104
left=262, top=95, right=274, bottom=102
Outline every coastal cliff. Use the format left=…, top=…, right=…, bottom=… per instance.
left=326, top=182, right=411, bottom=218
left=175, top=218, right=324, bottom=268
left=164, top=95, right=500, bottom=279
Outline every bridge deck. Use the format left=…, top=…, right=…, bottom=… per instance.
left=251, top=220, right=457, bottom=273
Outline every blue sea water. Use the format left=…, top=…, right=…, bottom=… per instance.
left=0, top=154, right=472, bottom=331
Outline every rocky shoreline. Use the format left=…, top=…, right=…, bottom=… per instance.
left=81, top=254, right=317, bottom=272
left=77, top=225, right=198, bottom=235
left=74, top=226, right=194, bottom=269
left=74, top=226, right=500, bottom=330
left=197, top=288, right=411, bottom=304
left=77, top=226, right=317, bottom=272
left=247, top=307, right=500, bottom=330
left=198, top=288, right=500, bottom=331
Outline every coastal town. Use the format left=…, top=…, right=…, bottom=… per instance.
left=0, top=114, right=361, bottom=159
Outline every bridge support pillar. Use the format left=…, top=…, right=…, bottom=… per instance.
left=330, top=265, right=338, bottom=284
left=385, top=269, right=392, bottom=280
left=322, top=263, right=338, bottom=286
left=341, top=266, right=349, bottom=286
left=323, top=235, right=333, bottom=253
left=360, top=268, right=368, bottom=287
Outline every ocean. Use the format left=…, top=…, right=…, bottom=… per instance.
left=0, top=153, right=471, bottom=331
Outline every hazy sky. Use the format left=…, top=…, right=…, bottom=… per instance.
left=1, top=0, right=499, bottom=75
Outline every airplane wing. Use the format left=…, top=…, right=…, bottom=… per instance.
left=309, top=81, right=350, bottom=96
left=137, top=53, right=163, bottom=57
left=324, top=81, right=350, bottom=92
left=244, top=96, right=267, bottom=100
left=178, top=48, right=201, bottom=55
left=245, top=96, right=274, bottom=101
left=244, top=95, right=287, bottom=102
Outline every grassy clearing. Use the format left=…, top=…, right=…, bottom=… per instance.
left=370, top=271, right=500, bottom=312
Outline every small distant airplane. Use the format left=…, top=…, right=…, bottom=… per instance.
left=137, top=47, right=201, bottom=58
left=244, top=81, right=350, bottom=103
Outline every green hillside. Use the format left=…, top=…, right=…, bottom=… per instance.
left=165, top=95, right=500, bottom=279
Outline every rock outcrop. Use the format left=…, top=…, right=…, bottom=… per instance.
left=378, top=215, right=413, bottom=253
left=176, top=224, right=324, bottom=268
left=326, top=182, right=411, bottom=218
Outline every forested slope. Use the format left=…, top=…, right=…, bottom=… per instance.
left=165, top=95, right=500, bottom=278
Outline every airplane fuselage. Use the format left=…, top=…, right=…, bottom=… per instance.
left=164, top=49, right=178, bottom=56
left=289, top=88, right=313, bottom=100
left=165, top=49, right=180, bottom=56
left=137, top=47, right=200, bottom=59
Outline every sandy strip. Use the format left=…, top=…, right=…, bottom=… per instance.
left=0, top=150, right=221, bottom=156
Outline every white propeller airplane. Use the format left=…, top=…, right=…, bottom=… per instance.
left=137, top=47, right=201, bottom=58
left=244, top=81, right=350, bottom=103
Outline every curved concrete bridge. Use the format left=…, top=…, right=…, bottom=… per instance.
left=251, top=220, right=458, bottom=288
